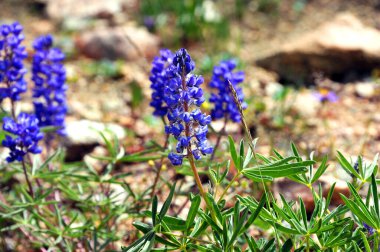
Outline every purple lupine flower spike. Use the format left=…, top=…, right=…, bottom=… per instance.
left=2, top=113, right=43, bottom=162
left=32, top=34, right=68, bottom=136
left=0, top=22, right=28, bottom=103
left=164, top=48, right=213, bottom=166
left=149, top=49, right=174, bottom=117
left=209, top=59, right=247, bottom=123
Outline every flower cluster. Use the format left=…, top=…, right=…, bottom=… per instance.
left=149, top=49, right=174, bottom=117
left=209, top=59, right=247, bottom=122
left=32, top=34, right=68, bottom=136
left=164, top=49, right=213, bottom=165
left=0, top=22, right=28, bottom=102
left=2, top=113, right=43, bottom=162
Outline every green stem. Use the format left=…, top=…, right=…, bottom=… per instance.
left=374, top=232, right=379, bottom=251
left=309, top=185, right=330, bottom=214
left=21, top=159, right=34, bottom=198
left=149, top=133, right=169, bottom=201
left=356, top=181, right=366, bottom=191
left=188, top=151, right=206, bottom=199
left=217, top=172, right=240, bottom=204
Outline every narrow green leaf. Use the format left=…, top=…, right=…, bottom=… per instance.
left=341, top=195, right=377, bottom=228
left=299, top=198, right=308, bottom=229
left=364, top=153, right=378, bottom=180
left=290, top=142, right=302, bottom=162
left=241, top=193, right=266, bottom=234
left=371, top=173, right=379, bottom=218
left=308, top=219, right=322, bottom=234
left=273, top=149, right=284, bottom=159
left=281, top=239, right=293, bottom=252
left=243, top=161, right=312, bottom=178
left=133, top=221, right=151, bottom=234
left=244, top=233, right=258, bottom=251
left=206, top=193, right=223, bottom=224
left=158, top=183, right=176, bottom=221
left=325, top=182, right=336, bottom=214
left=186, top=195, right=201, bottom=231
left=229, top=135, right=239, bottom=169
left=311, top=156, right=328, bottom=183
left=337, top=151, right=360, bottom=178
left=359, top=230, right=371, bottom=252
left=152, top=196, right=158, bottom=226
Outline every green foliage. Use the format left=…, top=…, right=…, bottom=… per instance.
left=120, top=139, right=380, bottom=251
left=1, top=47, right=379, bottom=250
left=139, top=0, right=230, bottom=43
left=2, top=124, right=379, bottom=251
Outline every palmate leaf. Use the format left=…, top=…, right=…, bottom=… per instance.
left=242, top=160, right=313, bottom=181
left=340, top=195, right=378, bottom=229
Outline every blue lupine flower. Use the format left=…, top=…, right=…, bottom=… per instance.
left=209, top=59, right=247, bottom=122
left=2, top=112, right=43, bottom=162
left=149, top=49, right=174, bottom=117
left=32, top=34, right=68, bottom=136
left=164, top=48, right=213, bottom=165
left=0, top=22, right=28, bottom=102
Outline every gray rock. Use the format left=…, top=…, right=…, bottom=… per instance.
left=64, top=120, right=126, bottom=161
left=45, top=0, right=126, bottom=21
left=256, top=13, right=380, bottom=84
left=76, top=25, right=160, bottom=61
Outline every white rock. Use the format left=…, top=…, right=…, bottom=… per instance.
left=293, top=91, right=320, bottom=117
left=65, top=120, right=125, bottom=145
left=355, top=82, right=376, bottom=98
left=265, top=82, right=283, bottom=97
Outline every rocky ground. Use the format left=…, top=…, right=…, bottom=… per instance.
left=2, top=0, right=380, bottom=221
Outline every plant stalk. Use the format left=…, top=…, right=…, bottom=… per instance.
left=150, top=133, right=169, bottom=200
left=21, top=159, right=34, bottom=198
left=217, top=172, right=240, bottom=204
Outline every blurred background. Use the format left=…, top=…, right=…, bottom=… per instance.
left=3, top=0, right=380, bottom=184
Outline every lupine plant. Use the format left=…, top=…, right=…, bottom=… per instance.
left=123, top=49, right=380, bottom=252
left=0, top=21, right=379, bottom=252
